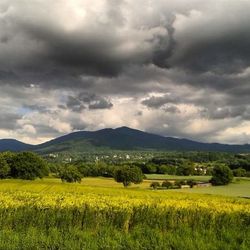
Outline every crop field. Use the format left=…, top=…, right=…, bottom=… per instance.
left=0, top=178, right=249, bottom=249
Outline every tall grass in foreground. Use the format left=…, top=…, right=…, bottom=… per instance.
left=0, top=191, right=249, bottom=249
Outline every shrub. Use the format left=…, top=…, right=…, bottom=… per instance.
left=150, top=182, right=160, bottom=189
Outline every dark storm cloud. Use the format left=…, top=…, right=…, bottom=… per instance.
left=0, top=0, right=161, bottom=84
left=141, top=94, right=180, bottom=108
left=168, top=2, right=250, bottom=75
left=66, top=92, right=113, bottom=112
left=1, top=0, right=250, bottom=93
left=66, top=96, right=86, bottom=112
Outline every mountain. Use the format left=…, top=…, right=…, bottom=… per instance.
left=0, top=126, right=250, bottom=153
left=0, top=139, right=33, bottom=152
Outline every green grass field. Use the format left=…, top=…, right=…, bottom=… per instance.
left=0, top=176, right=249, bottom=197
left=0, top=177, right=249, bottom=249
left=146, top=174, right=211, bottom=181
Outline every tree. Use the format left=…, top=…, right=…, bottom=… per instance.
left=210, top=165, right=233, bottom=186
left=59, top=165, right=82, bottom=183
left=0, top=156, right=10, bottom=179
left=10, top=152, right=49, bottom=180
left=161, top=180, right=173, bottom=189
left=114, top=166, right=143, bottom=187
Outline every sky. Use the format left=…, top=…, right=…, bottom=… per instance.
left=1, top=0, right=250, bottom=144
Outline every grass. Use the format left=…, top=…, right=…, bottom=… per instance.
left=146, top=174, right=211, bottom=181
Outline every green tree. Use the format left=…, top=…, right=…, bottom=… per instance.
left=210, top=165, right=233, bottom=186
left=0, top=156, right=10, bottom=179
left=10, top=152, right=49, bottom=180
left=114, top=166, right=143, bottom=187
left=59, top=165, right=82, bottom=183
left=161, top=180, right=173, bottom=189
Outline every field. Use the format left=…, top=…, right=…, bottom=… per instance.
left=0, top=178, right=249, bottom=249
left=146, top=174, right=211, bottom=181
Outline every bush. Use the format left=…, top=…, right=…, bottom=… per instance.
left=150, top=182, right=160, bottom=189
left=210, top=165, right=233, bottom=186
left=59, top=165, right=82, bottom=183
left=161, top=180, right=173, bottom=189
left=114, top=166, right=143, bottom=187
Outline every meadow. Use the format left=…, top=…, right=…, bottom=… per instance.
left=146, top=175, right=250, bottom=197
left=146, top=174, right=211, bottom=181
left=0, top=178, right=249, bottom=249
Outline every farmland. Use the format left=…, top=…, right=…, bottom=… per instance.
left=0, top=178, right=249, bottom=249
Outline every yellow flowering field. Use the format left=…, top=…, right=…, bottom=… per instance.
left=0, top=187, right=248, bottom=232
left=0, top=180, right=249, bottom=249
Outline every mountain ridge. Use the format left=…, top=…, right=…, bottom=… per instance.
left=0, top=126, right=250, bottom=153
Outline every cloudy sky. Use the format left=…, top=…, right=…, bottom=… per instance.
left=1, top=0, right=250, bottom=144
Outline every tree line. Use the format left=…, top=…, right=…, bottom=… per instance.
left=0, top=151, right=247, bottom=187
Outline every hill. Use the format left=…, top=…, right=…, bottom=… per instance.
left=0, top=126, right=250, bottom=153
left=0, top=139, right=33, bottom=152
